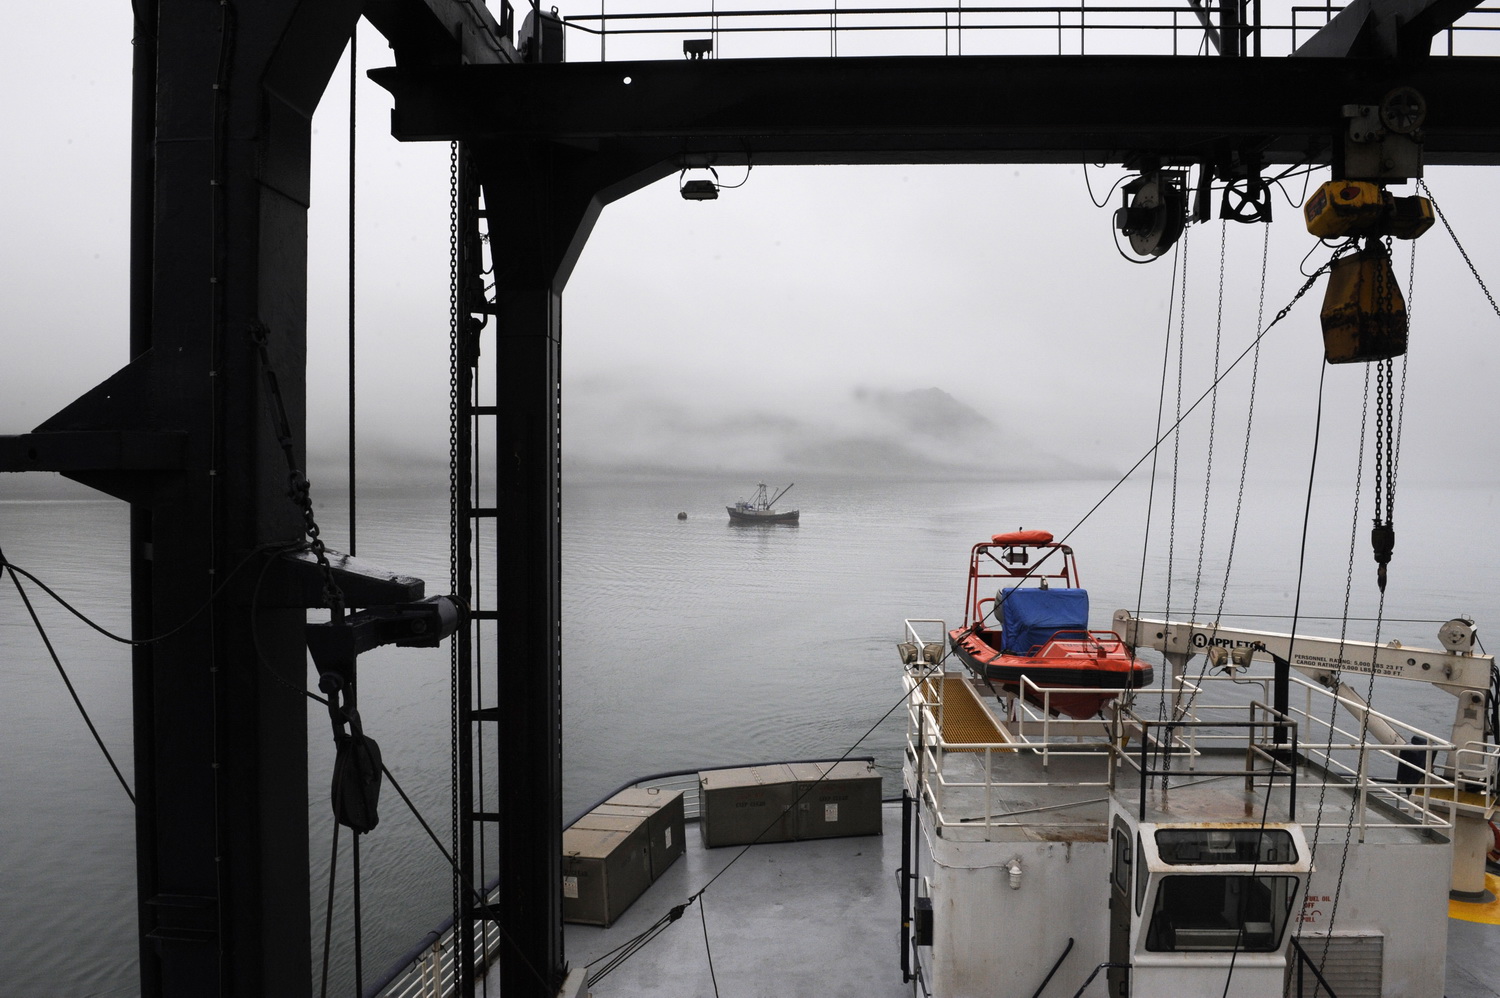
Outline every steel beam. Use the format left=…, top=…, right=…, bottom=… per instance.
left=372, top=54, right=1500, bottom=173
left=1293, top=0, right=1485, bottom=58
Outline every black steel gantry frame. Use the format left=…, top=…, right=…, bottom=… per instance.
left=1, top=2, right=1499, bottom=997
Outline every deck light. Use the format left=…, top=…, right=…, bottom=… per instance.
left=679, top=167, right=721, bottom=201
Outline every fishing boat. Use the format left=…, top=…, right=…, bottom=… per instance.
left=726, top=482, right=799, bottom=523
left=942, top=530, right=1153, bottom=718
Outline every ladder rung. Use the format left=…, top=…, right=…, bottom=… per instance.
left=469, top=405, right=498, bottom=416
left=470, top=609, right=499, bottom=621
left=470, top=507, right=498, bottom=519
left=470, top=811, right=502, bottom=823
left=472, top=706, right=502, bottom=722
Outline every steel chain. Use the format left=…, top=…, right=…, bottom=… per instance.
left=1421, top=179, right=1500, bottom=320
left=447, top=138, right=463, bottom=978
left=248, top=322, right=343, bottom=609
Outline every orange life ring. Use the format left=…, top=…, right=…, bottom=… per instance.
left=992, top=530, right=1055, bottom=546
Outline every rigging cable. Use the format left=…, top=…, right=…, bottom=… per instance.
left=320, top=822, right=341, bottom=998
left=1177, top=221, right=1271, bottom=721
left=0, top=547, right=135, bottom=804
left=1292, top=358, right=1362, bottom=991
left=348, top=26, right=358, bottom=557
left=348, top=42, right=365, bottom=962
left=1312, top=239, right=1417, bottom=990
left=1132, top=237, right=1180, bottom=684
left=1166, top=227, right=1189, bottom=639
left=1186, top=221, right=1228, bottom=659
left=698, top=896, right=722, bottom=998
left=1311, top=583, right=1393, bottom=996
left=2, top=540, right=300, bottom=646
left=1082, top=161, right=1131, bottom=209
left=1153, top=224, right=1191, bottom=761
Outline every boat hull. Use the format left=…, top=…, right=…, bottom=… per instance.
left=948, top=627, right=1153, bottom=718
left=726, top=506, right=799, bottom=523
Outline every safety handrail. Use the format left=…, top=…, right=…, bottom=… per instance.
left=558, top=1, right=1500, bottom=62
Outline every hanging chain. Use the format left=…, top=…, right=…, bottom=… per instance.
left=249, top=322, right=344, bottom=611
left=1371, top=236, right=1397, bottom=592
left=446, top=138, right=463, bottom=986
left=1421, top=179, right=1500, bottom=321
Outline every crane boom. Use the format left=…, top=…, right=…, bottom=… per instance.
left=1111, top=611, right=1492, bottom=695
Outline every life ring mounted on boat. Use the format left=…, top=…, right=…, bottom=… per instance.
left=991, top=530, right=1055, bottom=546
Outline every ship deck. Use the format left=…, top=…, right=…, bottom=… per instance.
left=559, top=802, right=1500, bottom=997
left=563, top=802, right=912, bottom=997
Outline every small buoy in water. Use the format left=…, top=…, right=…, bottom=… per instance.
left=677, top=512, right=687, bottom=520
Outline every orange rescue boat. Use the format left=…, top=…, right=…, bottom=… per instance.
left=947, top=530, right=1153, bottom=718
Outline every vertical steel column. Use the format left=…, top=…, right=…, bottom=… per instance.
left=123, top=4, right=360, bottom=994
left=470, top=141, right=573, bottom=997
left=453, top=145, right=479, bottom=997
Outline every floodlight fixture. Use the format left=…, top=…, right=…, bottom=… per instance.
left=679, top=167, right=720, bottom=201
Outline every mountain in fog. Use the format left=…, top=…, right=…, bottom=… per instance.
left=561, top=380, right=1109, bottom=480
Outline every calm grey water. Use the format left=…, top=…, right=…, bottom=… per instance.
left=1, top=472, right=1495, bottom=996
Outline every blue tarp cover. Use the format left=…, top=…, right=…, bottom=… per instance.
left=999, top=587, right=1089, bottom=655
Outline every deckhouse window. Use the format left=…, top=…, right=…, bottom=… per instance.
left=1144, top=874, right=1297, bottom=952
left=1154, top=828, right=1297, bottom=865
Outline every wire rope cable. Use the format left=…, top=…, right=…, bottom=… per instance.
left=1175, top=221, right=1269, bottom=720
left=348, top=26, right=358, bottom=556
left=320, top=822, right=341, bottom=998
left=1132, top=237, right=1180, bottom=691
left=1, top=540, right=300, bottom=647
left=1, top=550, right=135, bottom=804
left=1183, top=220, right=1228, bottom=703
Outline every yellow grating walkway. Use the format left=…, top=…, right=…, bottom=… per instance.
left=920, top=675, right=1011, bottom=752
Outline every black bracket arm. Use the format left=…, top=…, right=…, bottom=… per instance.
left=305, top=595, right=465, bottom=687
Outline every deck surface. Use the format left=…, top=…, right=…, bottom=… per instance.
left=556, top=800, right=1500, bottom=997
left=564, top=803, right=912, bottom=997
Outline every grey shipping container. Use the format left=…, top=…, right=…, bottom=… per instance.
left=562, top=814, right=652, bottom=927
left=699, top=761, right=881, bottom=848
left=788, top=761, right=883, bottom=839
left=600, top=786, right=685, bottom=880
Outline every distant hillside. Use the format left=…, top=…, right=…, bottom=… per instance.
left=559, top=380, right=1111, bottom=481
left=852, top=386, right=994, bottom=442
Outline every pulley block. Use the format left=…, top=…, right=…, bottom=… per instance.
left=1115, top=171, right=1188, bottom=258
left=1320, top=241, right=1407, bottom=364
left=1221, top=174, right=1273, bottom=224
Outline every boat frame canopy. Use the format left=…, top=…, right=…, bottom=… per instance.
left=962, top=532, right=1081, bottom=631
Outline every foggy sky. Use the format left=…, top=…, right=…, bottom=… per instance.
left=4, top=6, right=1499, bottom=496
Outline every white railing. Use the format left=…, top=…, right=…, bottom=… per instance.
left=901, top=620, right=1462, bottom=836
left=557, top=1, right=1500, bottom=63
left=902, top=619, right=1122, bottom=830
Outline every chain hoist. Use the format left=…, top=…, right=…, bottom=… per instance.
left=1307, top=173, right=1425, bottom=593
